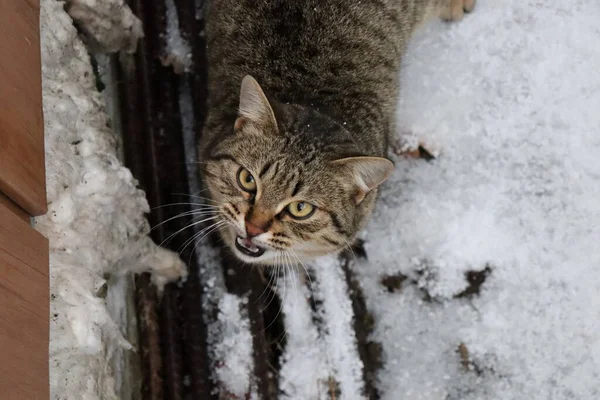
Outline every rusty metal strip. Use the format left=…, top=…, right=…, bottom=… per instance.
left=120, top=0, right=212, bottom=399
left=134, top=273, right=164, bottom=400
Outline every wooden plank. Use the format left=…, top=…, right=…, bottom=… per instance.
left=0, top=192, right=30, bottom=223
left=0, top=0, right=46, bottom=216
left=0, top=203, right=49, bottom=399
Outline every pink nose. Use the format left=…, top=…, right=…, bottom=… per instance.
left=245, top=220, right=265, bottom=238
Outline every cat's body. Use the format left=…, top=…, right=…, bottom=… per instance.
left=200, top=0, right=475, bottom=264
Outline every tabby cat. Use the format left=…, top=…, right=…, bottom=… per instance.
left=200, top=0, right=476, bottom=265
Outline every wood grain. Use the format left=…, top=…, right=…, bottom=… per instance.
left=0, top=0, right=46, bottom=216
left=0, top=203, right=49, bottom=399
left=0, top=192, right=30, bottom=223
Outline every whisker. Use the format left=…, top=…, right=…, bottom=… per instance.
left=147, top=209, right=218, bottom=236
left=150, top=202, right=219, bottom=211
left=171, top=192, right=221, bottom=204
left=158, top=216, right=221, bottom=249
left=176, top=222, right=218, bottom=254
left=178, top=220, right=226, bottom=255
left=256, top=266, right=277, bottom=304
left=342, top=237, right=359, bottom=267
left=290, top=249, right=313, bottom=290
left=280, top=252, right=295, bottom=344
left=262, top=258, right=282, bottom=313
left=285, top=252, right=298, bottom=305
left=264, top=254, right=287, bottom=332
left=182, top=223, right=225, bottom=256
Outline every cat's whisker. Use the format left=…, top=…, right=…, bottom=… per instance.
left=177, top=220, right=226, bottom=256
left=256, top=264, right=277, bottom=304
left=157, top=216, right=221, bottom=249
left=285, top=251, right=298, bottom=308
left=186, top=221, right=226, bottom=253
left=146, top=209, right=219, bottom=237
left=290, top=249, right=313, bottom=291
left=342, top=237, right=360, bottom=267
left=171, top=191, right=221, bottom=205
left=278, top=252, right=294, bottom=344
left=264, top=252, right=287, bottom=333
left=151, top=202, right=219, bottom=211
left=262, top=253, right=281, bottom=313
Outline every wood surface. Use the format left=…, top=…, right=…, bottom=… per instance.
left=0, top=192, right=30, bottom=224
left=0, top=203, right=49, bottom=400
left=0, top=0, right=46, bottom=216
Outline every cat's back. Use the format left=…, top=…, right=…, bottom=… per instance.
left=206, top=0, right=411, bottom=107
left=203, top=0, right=424, bottom=158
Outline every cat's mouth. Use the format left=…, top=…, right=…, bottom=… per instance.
left=235, top=236, right=266, bottom=258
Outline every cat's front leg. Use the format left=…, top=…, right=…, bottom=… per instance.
left=440, top=0, right=476, bottom=22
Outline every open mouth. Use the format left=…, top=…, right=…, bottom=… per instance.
left=235, top=236, right=266, bottom=258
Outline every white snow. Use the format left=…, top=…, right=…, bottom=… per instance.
left=212, top=294, right=257, bottom=398
left=312, top=257, right=366, bottom=399
left=65, top=0, right=143, bottom=54
left=39, top=0, right=186, bottom=398
left=164, top=0, right=192, bottom=73
left=279, top=272, right=329, bottom=399
left=279, top=257, right=366, bottom=400
left=354, top=0, right=600, bottom=399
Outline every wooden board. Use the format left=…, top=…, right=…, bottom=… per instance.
left=0, top=0, right=46, bottom=216
left=0, top=203, right=49, bottom=399
left=0, top=192, right=29, bottom=223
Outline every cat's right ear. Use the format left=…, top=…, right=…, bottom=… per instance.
left=332, top=156, right=394, bottom=205
left=235, top=75, right=278, bottom=133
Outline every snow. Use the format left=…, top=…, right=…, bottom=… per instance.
left=212, top=294, right=257, bottom=398
left=164, top=0, right=192, bottom=73
left=39, top=0, right=186, bottom=398
left=312, top=257, right=365, bottom=399
left=279, top=257, right=366, bottom=399
left=65, top=0, right=143, bottom=54
left=279, top=271, right=329, bottom=399
left=352, top=0, right=600, bottom=399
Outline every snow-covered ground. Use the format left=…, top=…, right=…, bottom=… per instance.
left=349, top=0, right=600, bottom=398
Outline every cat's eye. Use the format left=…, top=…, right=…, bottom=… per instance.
left=286, top=201, right=315, bottom=220
left=237, top=167, right=257, bottom=192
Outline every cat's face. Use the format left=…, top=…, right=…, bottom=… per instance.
left=203, top=76, right=393, bottom=265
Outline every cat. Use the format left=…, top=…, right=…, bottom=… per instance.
left=200, top=0, right=476, bottom=265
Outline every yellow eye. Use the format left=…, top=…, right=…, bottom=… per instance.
left=286, top=201, right=315, bottom=219
left=237, top=168, right=257, bottom=192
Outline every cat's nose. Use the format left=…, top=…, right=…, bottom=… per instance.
left=245, top=220, right=266, bottom=238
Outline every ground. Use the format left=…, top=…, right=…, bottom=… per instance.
left=43, top=0, right=600, bottom=398
left=348, top=0, right=600, bottom=398
left=202, top=1, right=600, bottom=398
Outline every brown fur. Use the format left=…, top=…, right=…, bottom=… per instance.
left=200, top=0, right=475, bottom=264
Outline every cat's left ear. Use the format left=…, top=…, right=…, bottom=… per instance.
left=235, top=75, right=278, bottom=133
left=332, top=156, right=394, bottom=205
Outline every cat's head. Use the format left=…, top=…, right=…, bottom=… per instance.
left=203, top=75, right=393, bottom=265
